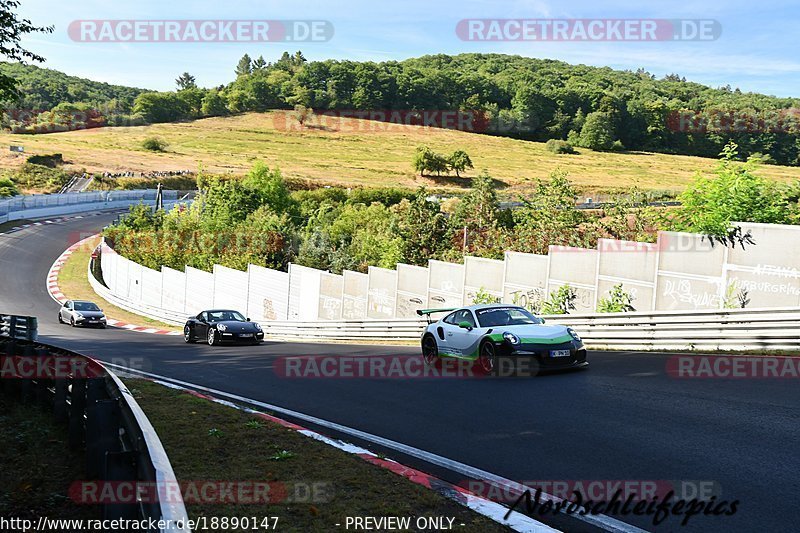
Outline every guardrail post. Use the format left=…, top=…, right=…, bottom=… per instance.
left=27, top=316, right=38, bottom=342
left=86, top=397, right=121, bottom=479
left=54, top=373, right=68, bottom=422
left=5, top=340, right=21, bottom=397
left=0, top=339, right=9, bottom=394
left=33, top=347, right=52, bottom=405
left=103, top=451, right=139, bottom=522
left=18, top=344, right=36, bottom=402
left=68, top=378, right=87, bottom=450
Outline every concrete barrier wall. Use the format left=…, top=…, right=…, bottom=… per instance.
left=547, top=246, right=598, bottom=313
left=396, top=263, right=429, bottom=318
left=367, top=266, right=397, bottom=319
left=463, top=256, right=504, bottom=304
left=428, top=259, right=464, bottom=309
left=597, top=239, right=658, bottom=312
left=247, top=265, right=289, bottom=321
left=503, top=251, right=549, bottom=312
left=319, top=272, right=344, bottom=320
left=97, top=220, right=800, bottom=323
left=342, top=270, right=368, bottom=319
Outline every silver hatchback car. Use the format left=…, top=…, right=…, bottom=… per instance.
left=58, top=300, right=107, bottom=328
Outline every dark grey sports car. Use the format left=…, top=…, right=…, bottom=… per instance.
left=184, top=310, right=264, bottom=346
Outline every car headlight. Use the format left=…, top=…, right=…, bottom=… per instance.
left=75, top=313, right=84, bottom=319
left=503, top=332, right=520, bottom=344
left=217, top=324, right=227, bottom=332
left=254, top=323, right=262, bottom=331
left=568, top=328, right=582, bottom=342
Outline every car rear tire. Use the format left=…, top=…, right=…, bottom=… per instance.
left=57, top=313, right=63, bottom=324
left=184, top=326, right=195, bottom=343
left=207, top=328, right=217, bottom=346
left=422, top=334, right=438, bottom=366
left=478, top=340, right=496, bottom=374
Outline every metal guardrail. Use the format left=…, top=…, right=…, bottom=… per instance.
left=88, top=246, right=800, bottom=350
left=87, top=241, right=800, bottom=350
left=249, top=308, right=800, bottom=350
left=0, top=189, right=180, bottom=223
left=0, top=316, right=190, bottom=532
left=0, top=314, right=38, bottom=340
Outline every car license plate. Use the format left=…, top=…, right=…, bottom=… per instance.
left=240, top=333, right=254, bottom=338
left=550, top=349, right=571, bottom=358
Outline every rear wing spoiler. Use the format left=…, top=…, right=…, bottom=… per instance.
left=416, top=308, right=457, bottom=324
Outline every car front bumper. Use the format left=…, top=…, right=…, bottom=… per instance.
left=75, top=317, right=107, bottom=327
left=218, top=331, right=264, bottom=343
left=492, top=341, right=588, bottom=376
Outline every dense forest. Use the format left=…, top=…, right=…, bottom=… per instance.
left=0, top=62, right=148, bottom=110
left=3, top=53, right=800, bottom=164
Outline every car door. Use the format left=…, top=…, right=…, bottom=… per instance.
left=194, top=312, right=209, bottom=337
left=61, top=301, right=72, bottom=321
left=447, top=309, right=480, bottom=355
left=436, top=311, right=461, bottom=356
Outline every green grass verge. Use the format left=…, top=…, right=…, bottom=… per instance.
left=0, top=391, right=99, bottom=522
left=56, top=235, right=179, bottom=331
left=126, top=379, right=509, bottom=532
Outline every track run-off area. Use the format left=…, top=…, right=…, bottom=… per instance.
left=1, top=212, right=798, bottom=532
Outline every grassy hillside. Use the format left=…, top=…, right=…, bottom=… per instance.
left=2, top=111, right=799, bottom=195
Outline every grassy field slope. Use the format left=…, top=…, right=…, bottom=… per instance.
left=2, top=111, right=800, bottom=195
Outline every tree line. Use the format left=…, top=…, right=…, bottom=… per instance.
left=3, top=52, right=800, bottom=164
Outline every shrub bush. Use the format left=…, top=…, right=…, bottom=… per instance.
left=0, top=177, right=20, bottom=197
left=545, top=139, right=576, bottom=154
left=142, top=137, right=168, bottom=152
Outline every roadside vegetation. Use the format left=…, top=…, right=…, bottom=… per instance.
left=0, top=392, right=99, bottom=522
left=1, top=155, right=70, bottom=194
left=0, top=176, right=19, bottom=196
left=105, top=142, right=800, bottom=283
left=127, top=379, right=508, bottom=532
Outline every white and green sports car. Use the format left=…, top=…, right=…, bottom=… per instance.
left=417, top=304, right=588, bottom=375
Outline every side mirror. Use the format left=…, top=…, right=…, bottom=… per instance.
left=458, top=321, right=474, bottom=331
left=246, top=317, right=251, bottom=322
left=540, top=318, right=546, bottom=324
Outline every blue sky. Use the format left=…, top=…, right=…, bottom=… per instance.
left=14, top=0, right=800, bottom=97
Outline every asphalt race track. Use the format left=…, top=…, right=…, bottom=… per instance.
left=1, top=213, right=798, bottom=532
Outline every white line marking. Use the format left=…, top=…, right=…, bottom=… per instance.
left=102, top=363, right=646, bottom=533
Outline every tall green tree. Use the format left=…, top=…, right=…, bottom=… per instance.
left=578, top=111, right=616, bottom=151
left=0, top=0, right=54, bottom=101
left=448, top=150, right=474, bottom=177
left=175, top=72, right=197, bottom=90
left=235, top=54, right=252, bottom=77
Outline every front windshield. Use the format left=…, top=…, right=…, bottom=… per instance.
left=74, top=302, right=101, bottom=312
left=475, top=306, right=542, bottom=327
left=208, top=310, right=246, bottom=322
